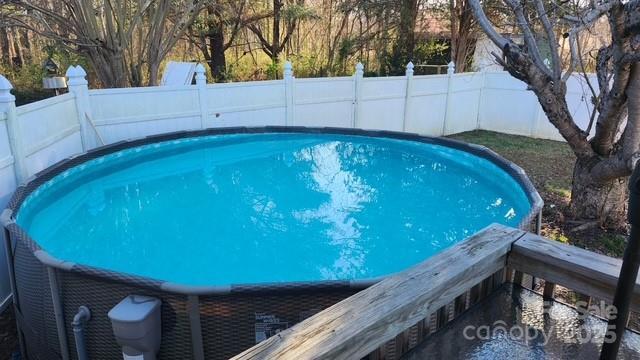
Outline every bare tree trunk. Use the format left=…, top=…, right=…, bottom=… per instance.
left=271, top=0, right=282, bottom=64
left=20, top=30, right=32, bottom=63
left=450, top=0, right=475, bottom=72
left=0, top=27, right=11, bottom=67
left=570, top=62, right=640, bottom=225
left=148, top=62, right=161, bottom=87
left=84, top=47, right=129, bottom=88
left=11, top=29, right=24, bottom=67
left=208, top=5, right=227, bottom=82
left=571, top=157, right=629, bottom=226
left=389, top=0, right=418, bottom=74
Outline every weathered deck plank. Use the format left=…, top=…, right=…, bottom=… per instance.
left=508, top=232, right=640, bottom=310
left=231, top=224, right=526, bottom=360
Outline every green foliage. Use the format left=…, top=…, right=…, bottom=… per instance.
left=338, top=38, right=358, bottom=63
left=289, top=54, right=323, bottom=78
left=544, top=184, right=571, bottom=200
left=1, top=43, right=91, bottom=105
left=547, top=228, right=570, bottom=244
left=282, top=4, right=320, bottom=21
left=0, top=63, right=51, bottom=106
left=599, top=234, right=627, bottom=257
left=414, top=39, right=450, bottom=65
left=265, top=60, right=280, bottom=80
left=378, top=38, right=451, bottom=76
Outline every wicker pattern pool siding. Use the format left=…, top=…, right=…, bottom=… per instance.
left=2, top=127, right=543, bottom=359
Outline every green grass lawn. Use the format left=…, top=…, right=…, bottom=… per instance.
left=449, top=130, right=575, bottom=197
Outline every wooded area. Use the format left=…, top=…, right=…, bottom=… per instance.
left=0, top=0, right=475, bottom=89
left=0, top=1, right=607, bottom=88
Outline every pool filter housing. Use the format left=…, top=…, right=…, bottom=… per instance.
left=108, top=295, right=162, bottom=360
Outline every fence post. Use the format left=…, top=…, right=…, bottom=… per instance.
left=66, top=65, right=96, bottom=151
left=403, top=62, right=414, bottom=132
left=530, top=98, right=544, bottom=138
left=441, top=61, right=456, bottom=136
left=195, top=64, right=208, bottom=129
left=353, top=62, right=364, bottom=128
left=0, top=75, right=27, bottom=183
left=475, top=71, right=487, bottom=130
left=283, top=61, right=295, bottom=126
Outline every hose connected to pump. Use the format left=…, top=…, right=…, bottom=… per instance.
left=600, top=165, right=640, bottom=360
left=72, top=306, right=91, bottom=360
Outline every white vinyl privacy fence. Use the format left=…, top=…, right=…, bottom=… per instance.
left=0, top=61, right=597, bottom=309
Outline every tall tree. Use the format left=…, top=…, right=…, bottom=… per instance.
left=144, top=0, right=204, bottom=85
left=390, top=0, right=419, bottom=72
left=470, top=0, right=640, bottom=226
left=385, top=0, right=419, bottom=75
left=0, top=26, right=11, bottom=67
left=246, top=0, right=317, bottom=68
left=188, top=0, right=271, bottom=81
left=449, top=0, right=476, bottom=72
left=3, top=0, right=205, bottom=87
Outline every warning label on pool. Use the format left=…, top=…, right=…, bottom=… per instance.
left=255, top=313, right=289, bottom=343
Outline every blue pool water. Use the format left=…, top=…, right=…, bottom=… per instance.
left=16, top=133, right=531, bottom=286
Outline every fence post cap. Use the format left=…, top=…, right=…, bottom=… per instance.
left=0, top=75, right=15, bottom=102
left=0, top=75, right=13, bottom=91
left=447, top=61, right=455, bottom=75
left=66, top=65, right=88, bottom=86
left=194, top=63, right=207, bottom=84
left=406, top=62, right=414, bottom=75
left=356, top=62, right=364, bottom=71
left=283, top=61, right=293, bottom=77
left=66, top=65, right=86, bottom=77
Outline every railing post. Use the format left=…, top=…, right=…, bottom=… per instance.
left=66, top=65, right=96, bottom=151
left=195, top=64, right=208, bottom=129
left=283, top=61, right=295, bottom=126
left=442, top=61, right=455, bottom=136
left=0, top=75, right=27, bottom=183
left=403, top=62, right=414, bottom=132
left=353, top=62, right=364, bottom=128
left=600, top=164, right=640, bottom=360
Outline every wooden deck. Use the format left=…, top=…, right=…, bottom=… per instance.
left=231, top=224, right=639, bottom=359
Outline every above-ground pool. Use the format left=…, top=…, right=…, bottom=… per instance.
left=3, top=127, right=542, bottom=360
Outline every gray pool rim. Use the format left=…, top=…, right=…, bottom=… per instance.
left=2, top=126, right=544, bottom=296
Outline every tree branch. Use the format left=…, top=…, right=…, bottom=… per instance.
left=504, top=0, right=553, bottom=78
left=534, top=0, right=561, bottom=79
left=468, top=0, right=508, bottom=49
left=591, top=3, right=632, bottom=155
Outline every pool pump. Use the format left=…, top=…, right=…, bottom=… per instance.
left=108, top=295, right=162, bottom=360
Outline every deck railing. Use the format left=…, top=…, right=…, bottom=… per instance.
left=509, top=233, right=640, bottom=329
left=232, top=224, right=639, bottom=359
